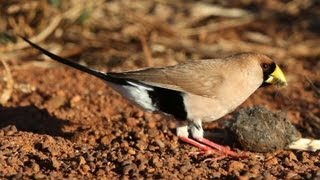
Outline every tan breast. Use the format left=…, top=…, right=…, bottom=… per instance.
left=183, top=62, right=263, bottom=122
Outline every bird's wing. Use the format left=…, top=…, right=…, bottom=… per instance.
left=109, top=60, right=225, bottom=98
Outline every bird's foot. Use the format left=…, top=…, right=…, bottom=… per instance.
left=179, top=136, right=247, bottom=158
left=181, top=137, right=226, bottom=159
left=195, top=137, right=244, bottom=157
left=188, top=148, right=219, bottom=156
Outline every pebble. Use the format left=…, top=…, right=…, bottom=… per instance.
left=87, top=154, right=95, bottom=162
left=128, top=148, right=136, bottom=155
left=265, top=157, right=278, bottom=166
left=32, top=162, right=40, bottom=173
left=147, top=120, right=157, bottom=128
left=152, top=156, right=163, bottom=168
left=155, top=139, right=165, bottom=148
left=46, top=95, right=66, bottom=109
left=79, top=156, right=86, bottom=165
left=136, top=140, right=147, bottom=151
left=148, top=129, right=159, bottom=138
left=285, top=171, right=300, bottom=179
left=81, top=164, right=91, bottom=172
left=122, top=164, right=138, bottom=175
left=126, top=117, right=137, bottom=127
left=180, top=164, right=192, bottom=174
left=3, top=125, right=17, bottom=136
left=51, top=157, right=61, bottom=169
left=228, top=161, right=245, bottom=172
left=288, top=152, right=298, bottom=161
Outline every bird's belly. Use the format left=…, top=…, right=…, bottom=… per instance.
left=183, top=94, right=242, bottom=122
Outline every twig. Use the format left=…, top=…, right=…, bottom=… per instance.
left=305, top=76, right=320, bottom=97
left=139, top=35, right=153, bottom=67
left=0, top=59, right=14, bottom=105
left=190, top=3, right=251, bottom=18
left=153, top=37, right=220, bottom=57
left=0, top=15, right=63, bottom=52
left=154, top=37, right=287, bottom=58
left=182, top=17, right=254, bottom=36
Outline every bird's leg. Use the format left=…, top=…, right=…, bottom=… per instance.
left=195, top=137, right=241, bottom=157
left=179, top=136, right=213, bottom=151
left=190, top=120, right=244, bottom=157
left=176, top=122, right=218, bottom=154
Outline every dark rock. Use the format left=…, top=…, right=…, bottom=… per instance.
left=230, top=106, right=301, bottom=152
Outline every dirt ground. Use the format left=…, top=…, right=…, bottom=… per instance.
left=0, top=0, right=320, bottom=179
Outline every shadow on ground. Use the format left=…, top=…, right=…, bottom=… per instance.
left=0, top=105, right=73, bottom=138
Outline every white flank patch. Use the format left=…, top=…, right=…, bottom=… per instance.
left=107, top=82, right=156, bottom=111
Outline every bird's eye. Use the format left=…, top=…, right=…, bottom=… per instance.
left=262, top=63, right=270, bottom=70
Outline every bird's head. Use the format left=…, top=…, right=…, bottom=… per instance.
left=258, top=56, right=287, bottom=88
left=229, top=53, right=288, bottom=88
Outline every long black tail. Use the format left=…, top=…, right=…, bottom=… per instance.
left=21, top=36, right=110, bottom=81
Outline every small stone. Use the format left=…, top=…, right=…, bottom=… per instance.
left=3, top=125, right=17, bottom=136
left=81, top=164, right=91, bottom=172
left=152, top=156, right=163, bottom=168
left=70, top=95, right=81, bottom=107
left=288, top=152, right=298, bottom=161
left=250, top=164, right=260, bottom=175
left=33, top=173, right=46, bottom=179
left=155, top=139, right=165, bottom=148
left=32, top=162, right=40, bottom=173
left=79, top=156, right=86, bottom=165
left=46, top=95, right=66, bottom=109
left=128, top=148, right=136, bottom=155
left=71, top=95, right=81, bottom=102
left=228, top=161, right=245, bottom=172
left=180, top=164, right=191, bottom=174
left=122, top=164, right=138, bottom=175
left=148, top=145, right=158, bottom=151
left=96, top=169, right=105, bottom=176
left=51, top=157, right=61, bottom=169
left=148, top=120, right=157, bottom=128
left=263, top=171, right=275, bottom=179
left=136, top=140, right=147, bottom=151
left=148, top=128, right=158, bottom=137
left=126, top=117, right=137, bottom=127
left=87, top=154, right=95, bottom=162
left=46, top=147, right=59, bottom=156
left=265, top=157, right=278, bottom=166
left=138, top=160, right=147, bottom=171
left=147, top=168, right=155, bottom=173
left=285, top=171, right=299, bottom=179
left=100, top=135, right=114, bottom=145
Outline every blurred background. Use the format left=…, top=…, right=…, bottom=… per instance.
left=0, top=1, right=319, bottom=178
left=1, top=0, right=320, bottom=69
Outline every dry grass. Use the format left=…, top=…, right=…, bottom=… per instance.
left=0, top=0, right=319, bottom=87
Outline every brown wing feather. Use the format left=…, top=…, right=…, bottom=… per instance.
left=109, top=60, right=225, bottom=97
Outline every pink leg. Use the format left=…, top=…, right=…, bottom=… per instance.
left=179, top=136, right=213, bottom=151
left=179, top=136, right=240, bottom=161
left=195, top=137, right=245, bottom=157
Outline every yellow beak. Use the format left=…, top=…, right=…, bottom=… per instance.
left=265, top=65, right=287, bottom=87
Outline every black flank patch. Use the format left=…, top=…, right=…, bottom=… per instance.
left=104, top=76, right=188, bottom=120
left=148, top=87, right=187, bottom=120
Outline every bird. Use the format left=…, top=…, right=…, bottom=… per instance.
left=21, top=36, right=287, bottom=156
